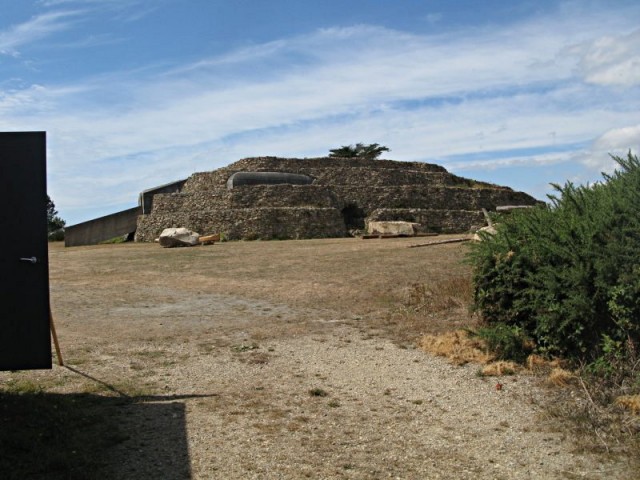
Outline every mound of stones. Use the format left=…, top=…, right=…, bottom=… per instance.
left=135, top=156, right=538, bottom=241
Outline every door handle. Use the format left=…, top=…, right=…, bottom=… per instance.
left=19, top=256, right=38, bottom=264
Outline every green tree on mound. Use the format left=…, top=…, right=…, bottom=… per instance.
left=47, top=195, right=66, bottom=234
left=469, top=152, right=640, bottom=366
left=328, top=143, right=390, bottom=159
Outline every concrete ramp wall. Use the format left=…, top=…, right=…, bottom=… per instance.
left=65, top=206, right=142, bottom=247
left=139, top=179, right=186, bottom=214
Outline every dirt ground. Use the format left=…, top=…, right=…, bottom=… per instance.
left=2, top=237, right=636, bottom=479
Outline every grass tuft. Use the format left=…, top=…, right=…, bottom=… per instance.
left=615, top=395, right=640, bottom=414
left=404, top=276, right=473, bottom=314
left=548, top=367, right=575, bottom=387
left=480, top=361, right=520, bottom=376
left=419, top=330, right=492, bottom=365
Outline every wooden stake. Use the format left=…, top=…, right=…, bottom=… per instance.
left=407, top=237, right=471, bottom=248
left=49, top=312, right=64, bottom=366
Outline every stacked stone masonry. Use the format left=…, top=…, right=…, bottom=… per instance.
left=135, top=156, right=539, bottom=241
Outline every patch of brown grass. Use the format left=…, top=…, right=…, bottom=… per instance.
left=420, top=331, right=527, bottom=377
left=543, top=382, right=640, bottom=463
left=419, top=336, right=576, bottom=380
left=615, top=395, right=640, bottom=414
left=419, top=330, right=492, bottom=365
left=525, top=354, right=574, bottom=387
left=416, top=332, right=580, bottom=383
left=526, top=354, right=548, bottom=371
left=404, top=276, right=473, bottom=314
left=548, top=368, right=575, bottom=387
left=384, top=272, right=479, bottom=345
left=525, top=354, right=566, bottom=371
left=480, top=361, right=521, bottom=376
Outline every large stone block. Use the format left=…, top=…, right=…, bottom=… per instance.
left=367, top=221, right=420, bottom=236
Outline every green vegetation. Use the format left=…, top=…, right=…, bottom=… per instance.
left=328, top=143, right=390, bottom=159
left=47, top=194, right=66, bottom=241
left=473, top=324, right=533, bottom=363
left=99, top=235, right=128, bottom=244
left=469, top=153, right=640, bottom=373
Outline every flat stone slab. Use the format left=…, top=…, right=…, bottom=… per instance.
left=367, top=221, right=420, bottom=236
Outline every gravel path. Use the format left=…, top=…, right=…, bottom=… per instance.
left=53, top=302, right=630, bottom=480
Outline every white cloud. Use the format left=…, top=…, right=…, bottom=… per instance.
left=581, top=124, right=640, bottom=173
left=4, top=2, right=640, bottom=223
left=38, top=0, right=161, bottom=23
left=444, top=151, right=576, bottom=171
left=568, top=28, right=640, bottom=87
left=39, top=0, right=147, bottom=7
left=0, top=10, right=81, bottom=56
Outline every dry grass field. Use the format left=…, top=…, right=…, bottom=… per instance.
left=0, top=236, right=636, bottom=479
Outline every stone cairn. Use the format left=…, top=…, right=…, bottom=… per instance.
left=134, top=156, right=539, bottom=242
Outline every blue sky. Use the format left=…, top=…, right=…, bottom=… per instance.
left=1, top=0, right=639, bottom=225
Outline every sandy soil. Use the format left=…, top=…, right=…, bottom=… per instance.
left=4, top=237, right=635, bottom=479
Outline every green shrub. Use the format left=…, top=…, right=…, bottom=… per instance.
left=474, top=324, right=533, bottom=363
left=48, top=228, right=65, bottom=242
left=469, top=152, right=640, bottom=363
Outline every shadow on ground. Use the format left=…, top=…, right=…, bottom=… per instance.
left=0, top=367, right=213, bottom=480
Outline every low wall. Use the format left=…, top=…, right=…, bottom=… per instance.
left=135, top=206, right=345, bottom=241
left=367, top=208, right=485, bottom=233
left=65, top=206, right=141, bottom=247
left=181, top=157, right=450, bottom=193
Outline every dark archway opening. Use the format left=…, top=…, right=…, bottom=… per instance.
left=341, top=204, right=366, bottom=230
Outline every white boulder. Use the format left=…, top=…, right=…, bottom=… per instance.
left=158, top=227, right=200, bottom=248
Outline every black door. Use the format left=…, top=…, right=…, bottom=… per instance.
left=0, top=132, right=52, bottom=370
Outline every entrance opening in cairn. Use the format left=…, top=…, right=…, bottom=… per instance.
left=341, top=204, right=366, bottom=230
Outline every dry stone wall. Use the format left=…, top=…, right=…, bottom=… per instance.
left=368, top=208, right=485, bottom=234
left=135, top=156, right=540, bottom=241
